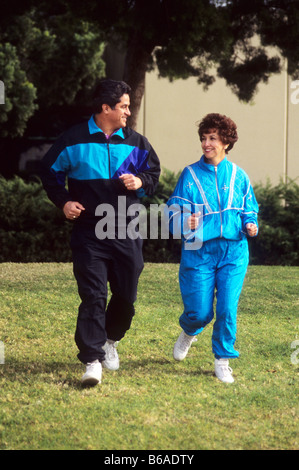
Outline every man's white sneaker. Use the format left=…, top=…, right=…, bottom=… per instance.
left=81, top=360, right=102, bottom=386
left=214, top=358, right=234, bottom=383
left=173, top=330, right=197, bottom=361
left=102, top=340, right=119, bottom=370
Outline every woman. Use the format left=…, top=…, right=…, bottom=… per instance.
left=167, top=113, right=258, bottom=383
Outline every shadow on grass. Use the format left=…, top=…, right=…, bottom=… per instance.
left=0, top=356, right=215, bottom=390
left=120, top=357, right=215, bottom=378
left=0, top=360, right=84, bottom=389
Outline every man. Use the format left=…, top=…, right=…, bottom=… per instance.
left=40, top=80, right=160, bottom=386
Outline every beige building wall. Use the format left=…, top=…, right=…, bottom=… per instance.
left=136, top=68, right=299, bottom=185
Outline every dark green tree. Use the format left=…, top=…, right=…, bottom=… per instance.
left=67, top=0, right=299, bottom=128
left=0, top=42, right=37, bottom=138
left=2, top=0, right=299, bottom=134
left=0, top=3, right=106, bottom=139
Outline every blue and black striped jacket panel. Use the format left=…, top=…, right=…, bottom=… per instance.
left=40, top=116, right=161, bottom=225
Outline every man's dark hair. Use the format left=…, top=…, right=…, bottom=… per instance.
left=94, top=79, right=131, bottom=112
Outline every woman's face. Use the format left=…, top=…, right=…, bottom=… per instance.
left=201, top=130, right=227, bottom=165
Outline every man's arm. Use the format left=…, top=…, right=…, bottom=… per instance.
left=40, top=137, right=73, bottom=210
left=119, top=174, right=142, bottom=191
left=135, top=145, right=161, bottom=197
left=63, top=201, right=85, bottom=220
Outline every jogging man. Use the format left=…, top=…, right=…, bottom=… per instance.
left=41, top=80, right=160, bottom=386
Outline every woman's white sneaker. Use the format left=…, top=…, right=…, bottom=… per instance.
left=173, top=330, right=197, bottom=361
left=214, top=358, right=234, bottom=383
left=81, top=360, right=102, bottom=386
left=102, top=340, right=120, bottom=370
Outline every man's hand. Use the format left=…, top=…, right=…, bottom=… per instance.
left=119, top=173, right=142, bottom=191
left=246, top=223, right=258, bottom=237
left=63, top=201, right=85, bottom=220
left=187, top=212, right=201, bottom=230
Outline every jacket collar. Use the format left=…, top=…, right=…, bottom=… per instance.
left=88, top=115, right=125, bottom=139
left=198, top=155, right=228, bottom=172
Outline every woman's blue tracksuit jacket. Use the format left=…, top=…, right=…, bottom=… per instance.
left=166, top=156, right=259, bottom=359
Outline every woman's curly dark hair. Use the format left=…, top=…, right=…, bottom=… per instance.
left=198, top=113, right=238, bottom=153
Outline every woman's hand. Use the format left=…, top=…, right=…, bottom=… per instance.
left=187, top=212, right=201, bottom=230
left=246, top=223, right=258, bottom=237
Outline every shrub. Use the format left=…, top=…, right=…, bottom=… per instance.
left=141, top=167, right=182, bottom=263
left=0, top=176, right=72, bottom=262
left=0, top=173, right=298, bottom=265
left=250, top=178, right=299, bottom=265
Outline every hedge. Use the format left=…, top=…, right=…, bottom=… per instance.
left=0, top=173, right=298, bottom=265
left=0, top=176, right=72, bottom=262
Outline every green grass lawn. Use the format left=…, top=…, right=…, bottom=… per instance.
left=0, top=262, right=298, bottom=450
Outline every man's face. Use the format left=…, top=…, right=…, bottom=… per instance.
left=109, top=93, right=131, bottom=129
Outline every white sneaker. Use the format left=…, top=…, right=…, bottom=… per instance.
left=81, top=360, right=102, bottom=386
left=102, top=340, right=119, bottom=370
left=173, top=330, right=197, bottom=361
left=214, top=358, right=234, bottom=383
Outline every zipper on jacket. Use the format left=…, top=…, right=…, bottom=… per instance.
left=107, top=140, right=111, bottom=178
left=214, top=166, right=223, bottom=238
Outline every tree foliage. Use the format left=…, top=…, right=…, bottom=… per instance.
left=0, top=2, right=106, bottom=138
left=66, top=0, right=299, bottom=127
left=0, top=42, right=37, bottom=138
left=1, top=0, right=299, bottom=135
